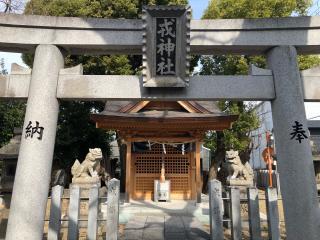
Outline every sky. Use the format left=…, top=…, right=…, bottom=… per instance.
left=309, top=0, right=320, bottom=15
left=0, top=0, right=320, bottom=120
left=0, top=0, right=209, bottom=71
left=189, top=0, right=209, bottom=19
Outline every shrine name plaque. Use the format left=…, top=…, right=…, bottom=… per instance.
left=142, top=5, right=191, bottom=87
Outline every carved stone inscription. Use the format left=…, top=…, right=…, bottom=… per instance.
left=25, top=121, right=44, bottom=140
left=142, top=5, right=191, bottom=87
left=290, top=121, right=308, bottom=143
left=156, top=18, right=176, bottom=76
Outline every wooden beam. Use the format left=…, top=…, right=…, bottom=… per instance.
left=95, top=122, right=235, bottom=131
left=130, top=154, right=135, bottom=201
left=177, top=101, right=212, bottom=113
left=118, top=102, right=136, bottom=113
left=190, top=150, right=196, bottom=200
left=127, top=137, right=196, bottom=143
left=177, top=101, right=198, bottom=113
left=125, top=140, right=132, bottom=203
left=128, top=101, right=150, bottom=113
left=196, top=141, right=201, bottom=203
left=119, top=101, right=150, bottom=113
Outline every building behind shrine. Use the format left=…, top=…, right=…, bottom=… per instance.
left=249, top=101, right=320, bottom=189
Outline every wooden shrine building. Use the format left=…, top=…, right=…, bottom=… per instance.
left=91, top=101, right=237, bottom=202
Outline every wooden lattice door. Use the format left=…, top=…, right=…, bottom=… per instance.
left=132, top=144, right=192, bottom=200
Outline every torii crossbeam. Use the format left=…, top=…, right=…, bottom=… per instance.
left=0, top=13, right=320, bottom=240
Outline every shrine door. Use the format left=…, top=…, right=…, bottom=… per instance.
left=132, top=143, right=193, bottom=200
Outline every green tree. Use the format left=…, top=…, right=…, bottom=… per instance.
left=203, top=0, right=311, bottom=19
left=201, top=0, right=320, bottom=182
left=0, top=58, right=25, bottom=148
left=0, top=58, right=7, bottom=75
left=23, top=0, right=188, bottom=175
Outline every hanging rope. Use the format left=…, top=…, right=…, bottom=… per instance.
left=162, top=144, right=166, bottom=154
left=146, top=139, right=196, bottom=146
left=132, top=140, right=196, bottom=155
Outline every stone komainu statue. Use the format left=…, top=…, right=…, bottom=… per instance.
left=225, top=150, right=253, bottom=181
left=71, top=148, right=103, bottom=179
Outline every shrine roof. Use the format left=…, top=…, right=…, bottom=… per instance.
left=91, top=101, right=238, bottom=132
left=101, top=101, right=221, bottom=114
left=94, top=109, right=230, bottom=119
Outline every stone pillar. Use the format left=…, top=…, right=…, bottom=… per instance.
left=265, top=188, right=280, bottom=240
left=208, top=180, right=223, bottom=240
left=48, top=185, right=64, bottom=240
left=106, top=179, right=120, bottom=240
left=5, top=45, right=64, bottom=240
left=267, top=46, right=320, bottom=240
left=247, top=188, right=261, bottom=240
left=230, top=187, right=241, bottom=240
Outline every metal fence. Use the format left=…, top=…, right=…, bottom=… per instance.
left=255, top=169, right=279, bottom=190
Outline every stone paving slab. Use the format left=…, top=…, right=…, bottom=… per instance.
left=164, top=216, right=185, bottom=233
left=145, top=216, right=165, bottom=229
left=121, top=198, right=211, bottom=240
left=187, top=230, right=210, bottom=240
left=124, top=216, right=146, bottom=240
left=125, top=216, right=147, bottom=229
left=142, top=228, right=164, bottom=240
left=165, top=232, right=187, bottom=240
left=182, top=216, right=204, bottom=229
left=123, top=214, right=210, bottom=240
left=124, top=229, right=144, bottom=240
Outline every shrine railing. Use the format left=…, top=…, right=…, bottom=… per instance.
left=209, top=180, right=284, bottom=240
left=46, top=179, right=120, bottom=240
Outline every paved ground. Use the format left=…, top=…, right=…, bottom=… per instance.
left=122, top=215, right=210, bottom=240
left=117, top=194, right=210, bottom=225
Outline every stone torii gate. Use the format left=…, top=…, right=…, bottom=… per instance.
left=1, top=11, right=320, bottom=240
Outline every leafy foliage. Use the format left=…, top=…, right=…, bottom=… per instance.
left=0, top=59, right=26, bottom=148
left=298, top=55, right=320, bottom=70
left=22, top=0, right=188, bottom=170
left=201, top=0, right=319, bottom=167
left=0, top=101, right=26, bottom=148
left=0, top=58, right=7, bottom=75
left=25, top=0, right=188, bottom=18
left=54, top=101, right=111, bottom=169
left=201, top=55, right=260, bottom=154
left=202, top=0, right=312, bottom=19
